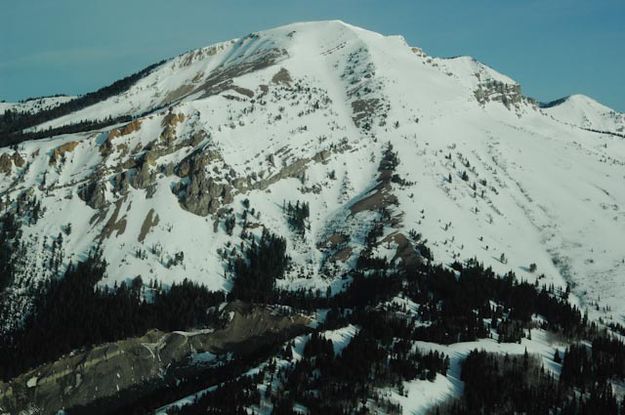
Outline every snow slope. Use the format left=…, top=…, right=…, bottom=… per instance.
left=542, top=94, right=625, bottom=133
left=1, top=20, right=625, bottom=332
left=0, top=95, right=76, bottom=114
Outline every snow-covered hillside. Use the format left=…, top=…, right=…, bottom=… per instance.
left=542, top=94, right=625, bottom=134
left=1, top=19, right=624, bottom=332
left=0, top=95, right=76, bottom=114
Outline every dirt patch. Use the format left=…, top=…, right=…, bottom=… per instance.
left=138, top=208, right=160, bottom=243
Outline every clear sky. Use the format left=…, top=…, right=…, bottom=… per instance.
left=1, top=0, right=624, bottom=111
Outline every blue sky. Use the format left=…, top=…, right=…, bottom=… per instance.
left=1, top=0, right=624, bottom=111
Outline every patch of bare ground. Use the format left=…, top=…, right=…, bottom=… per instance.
left=99, top=198, right=127, bottom=239
left=331, top=246, right=353, bottom=263
left=138, top=208, right=160, bottom=243
left=381, top=232, right=422, bottom=269
left=231, top=85, right=254, bottom=98
left=349, top=181, right=398, bottom=215
left=271, top=67, right=292, bottom=85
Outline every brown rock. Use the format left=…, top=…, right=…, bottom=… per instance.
left=49, top=141, right=79, bottom=165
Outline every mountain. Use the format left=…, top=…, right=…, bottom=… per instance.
left=542, top=94, right=625, bottom=134
left=1, top=20, right=625, bottom=414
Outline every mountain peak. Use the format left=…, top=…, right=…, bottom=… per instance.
left=542, top=93, right=624, bottom=132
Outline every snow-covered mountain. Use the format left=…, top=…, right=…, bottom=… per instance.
left=542, top=93, right=625, bottom=134
left=1, top=19, right=624, bottom=327
left=2, top=19, right=625, bottom=414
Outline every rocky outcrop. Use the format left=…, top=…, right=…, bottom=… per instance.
left=49, top=141, right=79, bottom=165
left=100, top=120, right=143, bottom=157
left=0, top=302, right=310, bottom=415
left=0, top=154, right=12, bottom=175
left=474, top=80, right=524, bottom=109
left=271, top=67, right=292, bottom=85
left=173, top=147, right=232, bottom=216
left=129, top=159, right=155, bottom=190
left=195, top=48, right=287, bottom=100
left=0, top=152, right=24, bottom=175
left=160, top=111, right=185, bottom=145
left=109, top=119, right=142, bottom=139
left=12, top=152, right=25, bottom=168
left=177, top=173, right=234, bottom=216
left=173, top=148, right=332, bottom=217
left=78, top=180, right=107, bottom=210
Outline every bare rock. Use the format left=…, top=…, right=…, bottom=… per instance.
left=78, top=181, right=107, bottom=210
left=49, top=141, right=79, bottom=165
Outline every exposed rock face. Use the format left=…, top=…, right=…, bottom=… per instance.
left=129, top=159, right=155, bottom=190
left=11, top=152, right=25, bottom=168
left=474, top=80, right=524, bottom=109
left=111, top=119, right=143, bottom=139
left=100, top=120, right=143, bottom=157
left=0, top=153, right=15, bottom=175
left=173, top=147, right=231, bottom=216
left=160, top=111, right=185, bottom=144
left=172, top=146, right=332, bottom=217
left=49, top=141, right=79, bottom=165
left=0, top=302, right=310, bottom=415
left=179, top=173, right=234, bottom=216
left=78, top=180, right=107, bottom=210
left=351, top=98, right=385, bottom=129
left=0, top=152, right=24, bottom=175
left=111, top=171, right=130, bottom=194
left=195, top=48, right=287, bottom=100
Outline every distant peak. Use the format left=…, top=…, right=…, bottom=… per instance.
left=541, top=94, right=617, bottom=113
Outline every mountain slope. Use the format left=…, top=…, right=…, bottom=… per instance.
left=542, top=94, right=625, bottom=134
left=1, top=19, right=625, bottom=414
left=1, top=21, right=624, bottom=330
